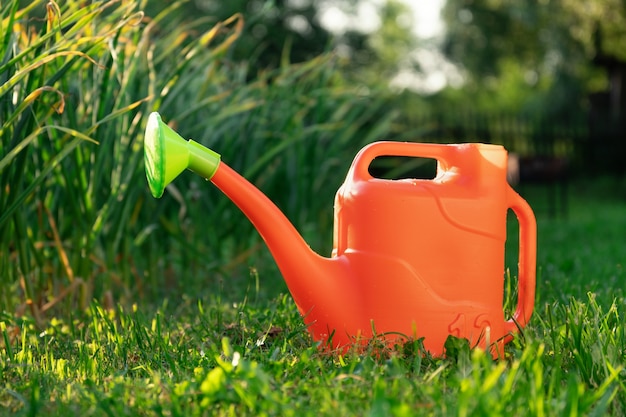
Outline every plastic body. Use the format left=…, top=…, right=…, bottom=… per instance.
left=208, top=142, right=536, bottom=357
left=330, top=142, right=537, bottom=355
left=143, top=113, right=536, bottom=357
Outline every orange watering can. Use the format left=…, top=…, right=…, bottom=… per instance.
left=144, top=112, right=537, bottom=357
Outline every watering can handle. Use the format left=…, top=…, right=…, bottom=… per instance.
left=504, top=186, right=537, bottom=340
left=350, top=141, right=452, bottom=182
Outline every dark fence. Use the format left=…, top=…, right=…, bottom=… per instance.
left=398, top=108, right=625, bottom=177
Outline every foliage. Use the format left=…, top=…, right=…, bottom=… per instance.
left=331, top=0, right=420, bottom=87
left=439, top=0, right=626, bottom=115
left=141, top=0, right=425, bottom=92
left=145, top=0, right=335, bottom=70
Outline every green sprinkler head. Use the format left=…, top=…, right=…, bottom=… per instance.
left=144, top=112, right=221, bottom=198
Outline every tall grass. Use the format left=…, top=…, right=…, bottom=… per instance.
left=0, top=0, right=400, bottom=317
left=1, top=0, right=146, bottom=318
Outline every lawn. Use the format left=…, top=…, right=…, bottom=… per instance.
left=1, top=180, right=625, bottom=416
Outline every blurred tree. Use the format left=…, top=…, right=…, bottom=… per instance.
left=335, top=0, right=420, bottom=86
left=439, top=0, right=626, bottom=115
left=199, top=0, right=333, bottom=67
left=145, top=0, right=336, bottom=70
left=144, top=0, right=421, bottom=87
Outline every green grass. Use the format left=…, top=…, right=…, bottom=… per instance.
left=1, top=184, right=625, bottom=416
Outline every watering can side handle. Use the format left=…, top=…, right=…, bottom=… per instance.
left=504, top=186, right=537, bottom=339
left=349, top=141, right=452, bottom=182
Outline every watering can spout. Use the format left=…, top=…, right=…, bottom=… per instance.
left=143, top=112, right=346, bottom=330
left=144, top=112, right=221, bottom=198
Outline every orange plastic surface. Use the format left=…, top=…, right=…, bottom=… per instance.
left=209, top=142, right=537, bottom=357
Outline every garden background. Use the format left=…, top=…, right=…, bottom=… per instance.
left=1, top=0, right=625, bottom=415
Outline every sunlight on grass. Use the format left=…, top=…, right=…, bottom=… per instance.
left=1, top=281, right=624, bottom=415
